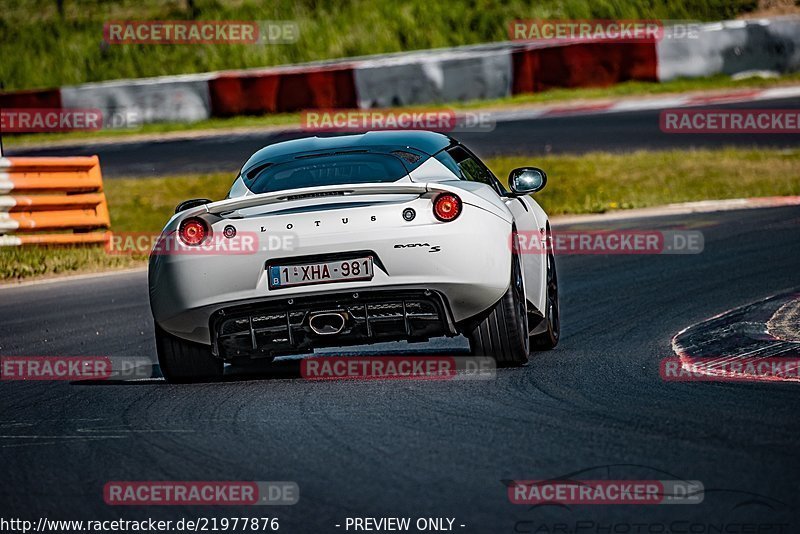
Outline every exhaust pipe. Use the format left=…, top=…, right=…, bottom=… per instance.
left=308, top=312, right=347, bottom=335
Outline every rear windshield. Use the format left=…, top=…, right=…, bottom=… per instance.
left=248, top=153, right=410, bottom=194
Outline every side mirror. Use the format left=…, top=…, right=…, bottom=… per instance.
left=508, top=167, right=547, bottom=195
left=175, top=198, right=212, bottom=214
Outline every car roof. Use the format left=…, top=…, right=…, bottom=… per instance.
left=241, top=130, right=456, bottom=174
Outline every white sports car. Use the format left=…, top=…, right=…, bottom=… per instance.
left=149, top=131, right=559, bottom=382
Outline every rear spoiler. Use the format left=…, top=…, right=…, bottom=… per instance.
left=202, top=182, right=450, bottom=216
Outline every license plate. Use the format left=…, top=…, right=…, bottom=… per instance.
left=269, top=257, right=374, bottom=288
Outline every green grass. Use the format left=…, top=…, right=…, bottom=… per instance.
left=6, top=72, right=800, bottom=148
left=105, top=172, right=236, bottom=231
left=1, top=0, right=760, bottom=91
left=0, top=247, right=142, bottom=280
left=2, top=147, right=798, bottom=282
left=490, top=148, right=800, bottom=214
left=0, top=172, right=236, bottom=282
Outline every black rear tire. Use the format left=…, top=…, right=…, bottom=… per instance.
left=530, top=227, right=560, bottom=350
left=468, top=254, right=529, bottom=367
left=155, top=325, right=223, bottom=383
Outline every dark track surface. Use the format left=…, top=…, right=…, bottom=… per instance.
left=2, top=206, right=799, bottom=531
left=5, top=97, right=800, bottom=178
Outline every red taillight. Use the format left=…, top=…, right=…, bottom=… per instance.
left=433, top=193, right=462, bottom=222
left=179, top=218, right=208, bottom=246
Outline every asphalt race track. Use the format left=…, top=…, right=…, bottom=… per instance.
left=6, top=97, right=800, bottom=178
left=2, top=206, right=799, bottom=531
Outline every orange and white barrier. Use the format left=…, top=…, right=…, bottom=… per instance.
left=0, top=156, right=110, bottom=246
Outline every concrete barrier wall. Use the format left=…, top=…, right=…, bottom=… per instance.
left=60, top=74, right=214, bottom=127
left=353, top=49, right=512, bottom=108
left=657, top=18, right=800, bottom=81
left=512, top=41, right=657, bottom=94
left=209, top=65, right=357, bottom=116
left=0, top=88, right=62, bottom=109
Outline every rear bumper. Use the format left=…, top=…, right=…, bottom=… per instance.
left=210, top=289, right=458, bottom=360
left=149, top=202, right=513, bottom=344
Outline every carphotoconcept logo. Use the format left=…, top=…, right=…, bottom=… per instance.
left=507, top=464, right=790, bottom=532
